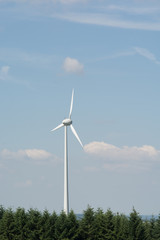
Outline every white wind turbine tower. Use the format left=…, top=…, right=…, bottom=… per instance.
left=51, top=89, right=83, bottom=215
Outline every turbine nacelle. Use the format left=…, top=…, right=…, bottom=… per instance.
left=51, top=89, right=83, bottom=148
left=62, top=118, right=72, bottom=126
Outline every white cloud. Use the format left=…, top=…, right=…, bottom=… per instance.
left=63, top=57, right=84, bottom=74
left=84, top=141, right=160, bottom=172
left=0, top=63, right=29, bottom=86
left=106, top=5, right=160, bottom=15
left=90, top=47, right=160, bottom=66
left=0, top=65, right=10, bottom=80
left=134, top=47, right=160, bottom=64
left=54, top=12, right=160, bottom=31
left=24, top=149, right=52, bottom=160
left=84, top=141, right=158, bottom=159
left=0, top=148, right=60, bottom=165
left=1, top=1, right=160, bottom=31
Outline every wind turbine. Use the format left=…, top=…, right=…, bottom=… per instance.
left=51, top=89, right=83, bottom=215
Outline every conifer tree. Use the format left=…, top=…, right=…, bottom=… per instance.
left=153, top=214, right=160, bottom=240
left=54, top=211, right=68, bottom=239
left=26, top=208, right=43, bottom=240
left=113, top=213, right=129, bottom=240
left=93, top=208, right=108, bottom=240
left=40, top=209, right=57, bottom=240
left=0, top=208, right=16, bottom=240
left=104, top=209, right=116, bottom=240
left=0, top=205, right=5, bottom=220
left=14, top=207, right=28, bottom=240
left=50, top=211, right=58, bottom=240
left=78, top=206, right=95, bottom=240
left=129, top=208, right=147, bottom=240
left=144, top=216, right=156, bottom=240
left=67, top=210, right=79, bottom=240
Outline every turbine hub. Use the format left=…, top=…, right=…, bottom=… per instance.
left=62, top=118, right=72, bottom=126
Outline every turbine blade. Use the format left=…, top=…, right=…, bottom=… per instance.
left=69, top=89, right=74, bottom=118
left=51, top=123, right=64, bottom=132
left=70, top=124, right=83, bottom=148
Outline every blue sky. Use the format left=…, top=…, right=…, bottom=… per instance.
left=0, top=0, right=160, bottom=215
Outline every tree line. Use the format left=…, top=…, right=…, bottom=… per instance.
left=0, top=205, right=160, bottom=240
